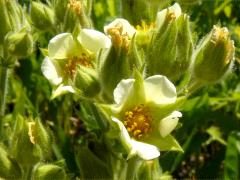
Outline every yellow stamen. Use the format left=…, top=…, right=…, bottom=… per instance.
left=124, top=104, right=152, bottom=139
left=64, top=54, right=93, bottom=78
left=107, top=22, right=130, bottom=52
left=68, top=0, right=82, bottom=15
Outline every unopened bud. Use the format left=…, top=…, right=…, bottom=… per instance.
left=5, top=27, right=33, bottom=58
left=99, top=46, right=131, bottom=102
left=192, top=25, right=235, bottom=83
left=32, top=119, right=51, bottom=159
left=30, top=1, right=55, bottom=31
left=146, top=3, right=193, bottom=82
left=74, top=66, right=101, bottom=97
left=11, top=116, right=40, bottom=166
left=0, top=0, right=13, bottom=44
left=33, top=164, right=66, bottom=180
left=0, top=146, right=22, bottom=179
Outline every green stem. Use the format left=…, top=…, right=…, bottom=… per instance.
left=126, top=157, right=142, bottom=180
left=0, top=65, right=9, bottom=138
left=22, top=166, right=33, bottom=180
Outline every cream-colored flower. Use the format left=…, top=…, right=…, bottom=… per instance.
left=111, top=74, right=183, bottom=160
left=41, top=29, right=111, bottom=98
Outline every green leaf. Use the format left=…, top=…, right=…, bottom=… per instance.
left=40, top=48, right=49, bottom=56
left=206, top=126, right=227, bottom=145
left=224, top=132, right=240, bottom=180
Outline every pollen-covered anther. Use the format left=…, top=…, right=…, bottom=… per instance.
left=124, top=104, right=152, bottom=139
left=211, top=26, right=229, bottom=44
left=107, top=23, right=131, bottom=51
left=166, top=11, right=177, bottom=21
left=68, top=0, right=82, bottom=15
left=64, top=54, right=93, bottom=78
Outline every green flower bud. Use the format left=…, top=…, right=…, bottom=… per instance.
left=146, top=3, right=193, bottom=82
left=33, top=164, right=66, bottom=180
left=5, top=28, right=33, bottom=58
left=192, top=25, right=235, bottom=83
left=100, top=19, right=142, bottom=101
left=11, top=116, right=40, bottom=167
left=0, top=146, right=22, bottom=179
left=74, top=66, right=101, bottom=97
left=99, top=46, right=131, bottom=102
left=29, top=119, right=51, bottom=160
left=30, top=1, right=55, bottom=31
left=0, top=0, right=13, bottom=44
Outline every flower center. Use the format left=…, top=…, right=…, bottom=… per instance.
left=124, top=104, right=152, bottom=139
left=64, top=54, right=93, bottom=78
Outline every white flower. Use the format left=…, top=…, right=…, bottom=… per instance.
left=41, top=29, right=111, bottom=98
left=156, top=3, right=182, bottom=29
left=104, top=18, right=136, bottom=38
left=111, top=74, right=183, bottom=160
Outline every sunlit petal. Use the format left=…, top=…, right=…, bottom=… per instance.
left=159, top=111, right=182, bottom=137
left=144, top=75, right=176, bottom=105
left=41, top=57, right=62, bottom=85
left=78, top=29, right=111, bottom=53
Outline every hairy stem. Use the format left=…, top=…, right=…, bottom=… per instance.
left=0, top=65, right=9, bottom=138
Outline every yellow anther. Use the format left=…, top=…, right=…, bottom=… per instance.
left=64, top=55, right=93, bottom=78
left=68, top=0, right=82, bottom=15
left=124, top=104, right=152, bottom=139
left=134, top=130, right=142, bottom=137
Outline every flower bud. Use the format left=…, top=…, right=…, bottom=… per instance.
left=0, top=146, right=22, bottom=179
left=5, top=28, right=33, bottom=58
left=74, top=66, right=101, bottom=97
left=33, top=164, right=66, bottom=180
left=146, top=3, right=193, bottom=82
left=30, top=1, right=55, bottom=31
left=191, top=25, right=235, bottom=83
left=99, top=46, right=131, bottom=102
left=0, top=0, right=13, bottom=44
left=100, top=19, right=141, bottom=101
left=11, top=116, right=40, bottom=166
left=29, top=119, right=51, bottom=160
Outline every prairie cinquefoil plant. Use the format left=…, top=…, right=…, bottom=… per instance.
left=0, top=0, right=238, bottom=179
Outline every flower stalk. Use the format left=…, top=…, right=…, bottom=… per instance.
left=0, top=64, right=9, bottom=138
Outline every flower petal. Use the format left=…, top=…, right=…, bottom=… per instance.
left=111, top=117, right=132, bottom=151
left=41, top=57, right=62, bottom=85
left=104, top=18, right=136, bottom=38
left=144, top=75, right=176, bottom=105
left=48, top=33, right=74, bottom=59
left=51, top=84, right=75, bottom=99
left=129, top=140, right=160, bottom=160
left=78, top=29, right=111, bottom=53
left=156, top=3, right=182, bottom=29
left=113, top=79, right=135, bottom=105
left=159, top=111, right=182, bottom=137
